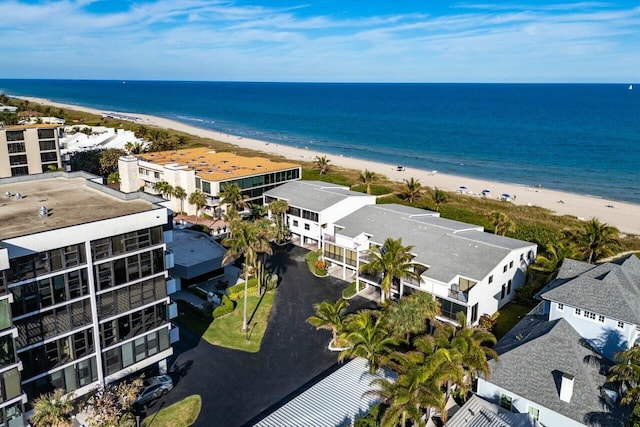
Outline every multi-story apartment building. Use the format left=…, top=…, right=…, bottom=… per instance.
left=119, top=147, right=301, bottom=216
left=0, top=171, right=177, bottom=423
left=323, top=204, right=537, bottom=325
left=0, top=125, right=62, bottom=178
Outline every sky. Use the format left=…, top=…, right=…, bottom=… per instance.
left=1, top=1, right=639, bottom=82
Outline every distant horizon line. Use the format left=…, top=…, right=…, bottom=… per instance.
left=0, top=78, right=635, bottom=85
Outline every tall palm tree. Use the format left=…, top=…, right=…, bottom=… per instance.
left=359, top=169, right=379, bottom=195
left=360, top=238, right=419, bottom=303
left=223, top=207, right=242, bottom=235
left=307, top=299, right=350, bottom=346
left=385, top=292, right=440, bottom=342
left=339, top=310, right=398, bottom=373
left=31, top=389, right=74, bottom=427
left=188, top=190, right=207, bottom=224
left=488, top=211, right=515, bottom=236
left=608, top=346, right=640, bottom=405
left=152, top=180, right=174, bottom=200
left=251, top=218, right=274, bottom=295
left=220, top=183, right=247, bottom=213
left=578, top=218, right=620, bottom=263
left=268, top=199, right=289, bottom=243
left=529, top=241, right=581, bottom=285
left=124, top=141, right=145, bottom=154
left=435, top=313, right=498, bottom=399
left=222, top=221, right=266, bottom=331
left=431, top=187, right=448, bottom=212
left=172, top=186, right=187, bottom=214
left=314, top=155, right=331, bottom=175
left=399, top=177, right=424, bottom=204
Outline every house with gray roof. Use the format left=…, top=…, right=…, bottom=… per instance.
left=537, top=255, right=640, bottom=359
left=447, top=394, right=539, bottom=427
left=477, top=315, right=632, bottom=427
left=263, top=181, right=376, bottom=248
left=323, top=204, right=537, bottom=325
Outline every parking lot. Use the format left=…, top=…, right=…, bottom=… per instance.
left=145, top=244, right=375, bottom=426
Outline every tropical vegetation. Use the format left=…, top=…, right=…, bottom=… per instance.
left=314, top=155, right=331, bottom=175
left=83, top=378, right=143, bottom=427
left=398, top=177, right=424, bottom=204
left=31, top=389, right=74, bottom=427
left=359, top=169, right=379, bottom=195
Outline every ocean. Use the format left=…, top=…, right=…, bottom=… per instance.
left=1, top=80, right=639, bottom=203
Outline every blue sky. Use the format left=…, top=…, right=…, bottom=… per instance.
left=1, top=1, right=639, bottom=82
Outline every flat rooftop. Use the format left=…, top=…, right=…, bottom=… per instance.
left=138, top=147, right=300, bottom=182
left=2, top=124, right=58, bottom=130
left=0, top=176, right=155, bottom=240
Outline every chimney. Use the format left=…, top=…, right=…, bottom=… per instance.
left=560, top=373, right=574, bottom=402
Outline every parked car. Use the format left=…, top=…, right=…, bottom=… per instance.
left=396, top=165, right=406, bottom=171
left=134, top=375, right=173, bottom=407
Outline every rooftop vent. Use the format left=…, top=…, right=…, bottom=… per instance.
left=14, top=193, right=22, bottom=200
left=38, top=206, right=48, bottom=218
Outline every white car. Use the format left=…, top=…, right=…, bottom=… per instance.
left=134, top=375, right=173, bottom=407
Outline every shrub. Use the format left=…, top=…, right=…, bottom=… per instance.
left=229, top=286, right=259, bottom=301
left=342, top=282, right=358, bottom=298
left=212, top=295, right=235, bottom=319
left=350, top=183, right=394, bottom=196
left=314, top=260, right=327, bottom=276
left=227, top=277, right=259, bottom=296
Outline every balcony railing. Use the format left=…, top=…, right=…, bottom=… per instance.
left=402, top=276, right=422, bottom=287
left=447, top=289, right=468, bottom=304
left=358, top=254, right=371, bottom=263
left=359, top=272, right=383, bottom=285
left=323, top=234, right=335, bottom=243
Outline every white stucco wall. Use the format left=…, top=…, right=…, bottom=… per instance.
left=477, top=378, right=585, bottom=427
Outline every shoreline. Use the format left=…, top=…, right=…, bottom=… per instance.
left=17, top=95, right=640, bottom=236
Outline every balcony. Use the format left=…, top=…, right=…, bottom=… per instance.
left=447, top=288, right=468, bottom=304
left=323, top=233, right=335, bottom=243
left=166, top=277, right=177, bottom=295
left=402, top=276, right=422, bottom=287
left=170, top=323, right=180, bottom=344
left=359, top=272, right=382, bottom=285
left=165, top=250, right=175, bottom=270
left=358, top=253, right=371, bottom=263
left=168, top=302, right=178, bottom=319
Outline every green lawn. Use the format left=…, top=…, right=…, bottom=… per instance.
left=493, top=303, right=533, bottom=340
left=178, top=290, right=276, bottom=353
left=342, top=282, right=358, bottom=299
left=142, top=395, right=201, bottom=427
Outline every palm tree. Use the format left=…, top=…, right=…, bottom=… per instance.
left=223, top=207, right=242, bottom=235
left=399, top=177, right=424, bottom=204
left=222, top=221, right=264, bottom=331
left=359, top=169, right=379, bottom=195
left=608, top=346, right=640, bottom=405
left=124, top=141, right=145, bottom=154
left=339, top=310, right=398, bottom=373
left=172, top=186, right=187, bottom=214
left=220, top=183, right=247, bottom=213
left=188, top=190, right=207, bottom=224
left=360, top=237, right=419, bottom=303
left=431, top=187, right=448, bottom=212
left=314, top=155, right=331, bottom=175
left=307, top=299, right=350, bottom=346
left=250, top=218, right=274, bottom=295
left=434, top=313, right=498, bottom=399
left=488, top=211, right=515, bottom=236
left=152, top=181, right=174, bottom=200
left=385, top=292, right=440, bottom=342
left=268, top=199, right=289, bottom=243
left=529, top=241, right=581, bottom=284
left=578, top=218, right=620, bottom=263
left=31, top=389, right=74, bottom=427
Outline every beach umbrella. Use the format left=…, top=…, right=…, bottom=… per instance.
left=458, top=186, right=467, bottom=191
left=501, top=193, right=511, bottom=198
left=482, top=189, right=491, bottom=193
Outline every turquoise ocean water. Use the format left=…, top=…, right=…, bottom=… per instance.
left=1, top=80, right=638, bottom=203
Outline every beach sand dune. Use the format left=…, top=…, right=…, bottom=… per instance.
left=21, top=96, right=640, bottom=236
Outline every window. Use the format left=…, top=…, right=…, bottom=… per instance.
left=7, top=142, right=25, bottom=154
left=40, top=152, right=58, bottom=163
left=201, top=181, right=211, bottom=194
left=558, top=303, right=564, bottom=311
left=527, top=405, right=540, bottom=420
left=304, top=223, right=310, bottom=231
left=598, top=315, right=605, bottom=323
left=499, top=393, right=512, bottom=411
left=9, top=155, right=27, bottom=166
left=37, top=129, right=55, bottom=139
left=618, top=321, right=625, bottom=329
left=39, top=140, right=57, bottom=151
left=323, top=243, right=344, bottom=262
left=507, top=280, right=512, bottom=295
left=488, top=275, right=493, bottom=284
left=5, top=130, right=24, bottom=142
left=470, top=303, right=478, bottom=323
left=509, top=260, right=514, bottom=269
left=501, top=284, right=506, bottom=299
left=503, top=265, right=508, bottom=273
left=583, top=310, right=596, bottom=320
left=575, top=308, right=581, bottom=316
left=520, top=253, right=524, bottom=261
left=10, top=166, right=28, bottom=177
left=292, top=220, right=298, bottom=227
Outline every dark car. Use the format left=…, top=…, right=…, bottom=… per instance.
left=134, top=375, right=173, bottom=407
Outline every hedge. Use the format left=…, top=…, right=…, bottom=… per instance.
left=212, top=295, right=235, bottom=319
left=227, top=277, right=259, bottom=296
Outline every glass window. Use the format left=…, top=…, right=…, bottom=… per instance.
left=0, top=300, right=11, bottom=330
left=77, top=358, right=94, bottom=386
left=5, top=402, right=24, bottom=427
left=147, top=332, right=158, bottom=356
left=37, top=129, right=55, bottom=139
left=159, top=328, right=169, bottom=351
left=0, top=335, right=16, bottom=368
left=134, top=337, right=146, bottom=362
left=40, top=152, right=58, bottom=163
left=105, top=348, right=121, bottom=375
left=64, top=365, right=78, bottom=392
left=558, top=303, right=564, bottom=311
left=499, top=393, right=512, bottom=411
left=39, top=140, right=57, bottom=151
left=9, top=155, right=27, bottom=166
left=5, top=131, right=24, bottom=142
left=7, top=142, right=25, bottom=154
left=527, top=405, right=540, bottom=420
left=122, top=341, right=134, bottom=368
left=2, top=368, right=21, bottom=400
left=618, top=321, right=625, bottom=329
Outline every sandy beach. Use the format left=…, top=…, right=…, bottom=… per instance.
left=20, top=96, right=640, bottom=236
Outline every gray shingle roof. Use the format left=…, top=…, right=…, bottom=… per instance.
left=253, top=358, right=395, bottom=427
left=539, top=255, right=640, bottom=324
left=335, top=204, right=535, bottom=283
left=447, top=394, right=537, bottom=427
left=487, top=317, right=630, bottom=427
left=264, top=181, right=373, bottom=213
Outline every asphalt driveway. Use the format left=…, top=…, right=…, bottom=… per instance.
left=145, top=244, right=375, bottom=427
